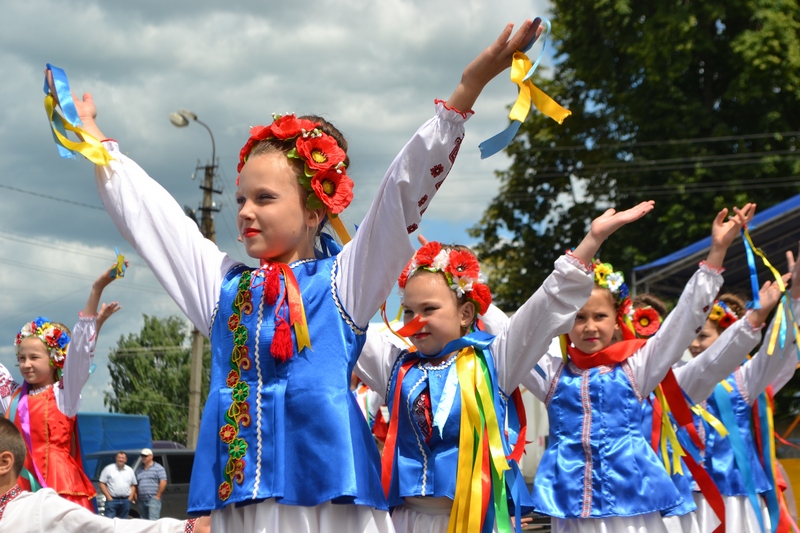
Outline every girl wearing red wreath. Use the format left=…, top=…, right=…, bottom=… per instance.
left=509, top=204, right=754, bottom=533
left=1, top=263, right=124, bottom=512
left=61, top=18, right=547, bottom=533
left=355, top=202, right=653, bottom=533
left=669, top=254, right=800, bottom=533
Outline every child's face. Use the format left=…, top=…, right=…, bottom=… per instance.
left=236, top=152, right=320, bottom=264
left=689, top=319, right=720, bottom=357
left=568, top=289, right=619, bottom=354
left=402, top=271, right=474, bottom=357
left=16, top=338, right=56, bottom=388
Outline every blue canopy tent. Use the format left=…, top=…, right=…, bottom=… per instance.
left=632, top=193, right=800, bottom=298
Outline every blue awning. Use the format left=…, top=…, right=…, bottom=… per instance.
left=632, top=193, right=800, bottom=297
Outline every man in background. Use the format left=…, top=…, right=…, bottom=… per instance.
left=134, top=448, right=167, bottom=520
left=98, top=451, right=137, bottom=518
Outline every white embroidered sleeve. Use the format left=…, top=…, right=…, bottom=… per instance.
left=673, top=311, right=763, bottom=403
left=57, top=314, right=99, bottom=417
left=519, top=350, right=564, bottom=403
left=770, top=297, right=800, bottom=393
left=629, top=262, right=724, bottom=397
left=739, top=309, right=799, bottom=404
left=355, top=329, right=406, bottom=402
left=95, top=143, right=239, bottom=334
left=0, top=363, right=19, bottom=414
left=336, top=103, right=470, bottom=328
left=490, top=254, right=593, bottom=393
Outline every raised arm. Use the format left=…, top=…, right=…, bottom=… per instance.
left=630, top=204, right=754, bottom=396
left=59, top=265, right=125, bottom=417
left=354, top=328, right=406, bottom=402
left=674, top=313, right=763, bottom=403
left=336, top=21, right=544, bottom=327
left=70, top=91, right=238, bottom=333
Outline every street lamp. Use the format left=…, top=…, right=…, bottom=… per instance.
left=170, top=108, right=220, bottom=450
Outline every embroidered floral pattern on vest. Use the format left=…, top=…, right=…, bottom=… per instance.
left=218, top=270, right=254, bottom=501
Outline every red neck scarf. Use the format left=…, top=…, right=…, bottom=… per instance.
left=566, top=338, right=648, bottom=370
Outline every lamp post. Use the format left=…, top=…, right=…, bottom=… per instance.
left=170, top=109, right=220, bottom=449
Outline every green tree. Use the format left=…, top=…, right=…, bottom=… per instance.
left=471, top=0, right=800, bottom=310
left=105, top=315, right=210, bottom=444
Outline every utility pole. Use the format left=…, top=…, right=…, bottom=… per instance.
left=187, top=158, right=221, bottom=449
left=170, top=109, right=219, bottom=450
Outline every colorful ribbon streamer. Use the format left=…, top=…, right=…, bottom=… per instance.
left=714, top=383, right=766, bottom=533
left=479, top=19, right=572, bottom=159
left=111, top=246, right=126, bottom=278
left=43, top=64, right=112, bottom=165
left=276, top=264, right=312, bottom=353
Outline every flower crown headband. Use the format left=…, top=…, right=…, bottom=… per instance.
left=237, top=113, right=355, bottom=217
left=398, top=242, right=492, bottom=316
left=14, top=317, right=71, bottom=371
left=592, top=259, right=636, bottom=340
left=709, top=300, right=739, bottom=330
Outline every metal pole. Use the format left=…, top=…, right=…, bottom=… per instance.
left=187, top=157, right=218, bottom=449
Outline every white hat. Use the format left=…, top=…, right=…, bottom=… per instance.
left=140, top=448, right=153, bottom=456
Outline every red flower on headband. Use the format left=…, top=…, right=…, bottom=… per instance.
left=248, top=124, right=273, bottom=140
left=269, top=115, right=318, bottom=140
left=446, top=250, right=480, bottom=280
left=310, top=169, right=354, bottom=214
left=415, top=242, right=443, bottom=267
left=633, top=307, right=661, bottom=337
left=469, top=283, right=492, bottom=315
left=718, top=314, right=735, bottom=330
left=296, top=135, right=346, bottom=171
left=398, top=262, right=412, bottom=289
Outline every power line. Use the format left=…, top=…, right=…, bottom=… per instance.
left=0, top=183, right=104, bottom=210
left=533, top=130, right=800, bottom=152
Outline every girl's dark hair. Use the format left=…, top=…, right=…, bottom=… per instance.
left=632, top=293, right=668, bottom=317
left=719, top=293, right=747, bottom=319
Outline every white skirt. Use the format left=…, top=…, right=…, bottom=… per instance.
left=210, top=499, right=394, bottom=533
left=693, top=493, right=770, bottom=533
left=551, top=511, right=670, bottom=533
left=662, top=510, right=703, bottom=533
left=391, top=497, right=504, bottom=533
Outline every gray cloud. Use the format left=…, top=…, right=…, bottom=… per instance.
left=1, top=0, right=553, bottom=411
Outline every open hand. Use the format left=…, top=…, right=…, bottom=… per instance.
left=446, top=18, right=542, bottom=112
left=711, top=203, right=755, bottom=251
left=45, top=68, right=104, bottom=139
left=589, top=200, right=655, bottom=242
left=97, top=302, right=122, bottom=330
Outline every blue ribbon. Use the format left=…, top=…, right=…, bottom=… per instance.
left=43, top=64, right=82, bottom=160
left=757, top=392, right=781, bottom=533
left=317, top=231, right=342, bottom=258
left=742, top=229, right=762, bottom=310
left=416, top=329, right=496, bottom=359
left=478, top=18, right=552, bottom=159
left=713, top=383, right=766, bottom=533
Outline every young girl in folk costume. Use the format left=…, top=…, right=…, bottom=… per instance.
left=63, top=19, right=543, bottom=533
left=636, top=281, right=788, bottom=532
left=355, top=202, right=655, bottom=533
left=674, top=248, right=800, bottom=533
left=0, top=264, right=123, bottom=511
left=518, top=205, right=750, bottom=533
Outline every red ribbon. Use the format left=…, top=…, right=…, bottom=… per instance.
left=382, top=359, right=415, bottom=498
left=506, top=389, right=528, bottom=464
left=396, top=315, right=426, bottom=338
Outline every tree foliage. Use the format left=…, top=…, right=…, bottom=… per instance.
left=105, top=315, right=210, bottom=444
left=470, top=0, right=800, bottom=310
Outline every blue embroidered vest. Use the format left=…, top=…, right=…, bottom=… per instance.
left=187, top=258, right=386, bottom=513
left=704, top=371, right=771, bottom=496
left=533, top=362, right=684, bottom=518
left=384, top=351, right=534, bottom=514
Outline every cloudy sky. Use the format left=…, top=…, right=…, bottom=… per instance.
left=0, top=0, right=552, bottom=412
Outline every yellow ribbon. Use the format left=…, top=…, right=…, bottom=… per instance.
left=690, top=403, right=729, bottom=438
left=743, top=228, right=788, bottom=355
left=328, top=213, right=352, bottom=245
left=508, top=51, right=572, bottom=126
left=654, top=387, right=685, bottom=475
left=44, top=94, right=113, bottom=165
left=448, top=347, right=510, bottom=533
